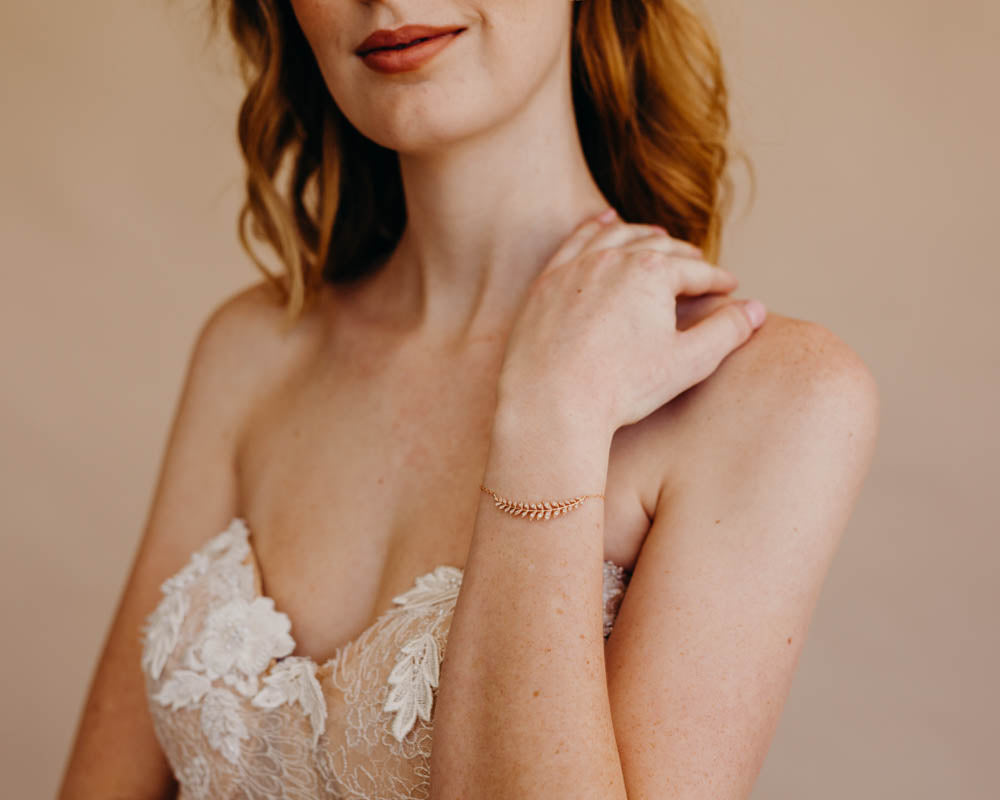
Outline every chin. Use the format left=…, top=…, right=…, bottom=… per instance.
left=343, top=88, right=515, bottom=156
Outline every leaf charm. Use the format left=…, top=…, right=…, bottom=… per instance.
left=490, top=494, right=586, bottom=520
left=383, top=632, right=441, bottom=742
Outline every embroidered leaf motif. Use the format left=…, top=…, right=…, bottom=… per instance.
left=160, top=551, right=211, bottom=595
left=152, top=669, right=212, bottom=710
left=252, top=657, right=328, bottom=747
left=383, top=632, right=441, bottom=742
left=141, top=590, right=190, bottom=681
left=391, top=565, right=462, bottom=609
left=203, top=518, right=252, bottom=561
left=200, top=687, right=249, bottom=765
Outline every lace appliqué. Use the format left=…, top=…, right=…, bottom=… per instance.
left=252, top=657, right=328, bottom=747
left=382, top=566, right=462, bottom=742
left=602, top=560, right=630, bottom=638
left=141, top=520, right=304, bottom=767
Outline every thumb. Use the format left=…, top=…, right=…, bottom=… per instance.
left=678, top=299, right=767, bottom=383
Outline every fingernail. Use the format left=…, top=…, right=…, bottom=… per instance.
left=598, top=207, right=617, bottom=222
left=743, top=299, right=767, bottom=328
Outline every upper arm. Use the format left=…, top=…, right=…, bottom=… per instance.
left=58, top=280, right=287, bottom=799
left=604, top=316, right=880, bottom=799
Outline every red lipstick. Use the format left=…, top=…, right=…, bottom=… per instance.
left=356, top=24, right=465, bottom=74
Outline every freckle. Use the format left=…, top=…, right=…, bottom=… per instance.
left=544, top=647, right=551, bottom=653
left=787, top=637, right=793, bottom=644
left=556, top=608, right=564, bottom=614
left=580, top=634, right=585, bottom=639
left=715, top=519, right=721, bottom=524
left=533, top=689, right=540, bottom=697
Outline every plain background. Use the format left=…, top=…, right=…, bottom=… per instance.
left=3, top=1, right=997, bottom=797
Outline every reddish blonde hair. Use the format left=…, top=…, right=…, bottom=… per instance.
left=209, top=0, right=741, bottom=325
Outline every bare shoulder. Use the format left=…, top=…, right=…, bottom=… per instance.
left=186, top=279, right=328, bottom=417
left=656, top=305, right=881, bottom=497
left=191, top=279, right=318, bottom=375
left=605, top=309, right=882, bottom=800
left=702, top=309, right=879, bottom=413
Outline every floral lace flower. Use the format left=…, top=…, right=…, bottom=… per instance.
left=183, top=595, right=296, bottom=697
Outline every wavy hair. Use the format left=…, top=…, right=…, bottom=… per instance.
left=206, top=0, right=743, bottom=326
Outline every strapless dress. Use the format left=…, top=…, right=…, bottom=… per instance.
left=140, top=516, right=632, bottom=799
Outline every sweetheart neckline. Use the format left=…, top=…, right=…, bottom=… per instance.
left=230, top=515, right=631, bottom=675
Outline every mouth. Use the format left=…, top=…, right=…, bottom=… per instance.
left=355, top=25, right=466, bottom=56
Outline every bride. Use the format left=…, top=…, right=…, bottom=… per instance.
left=59, top=1, right=879, bottom=797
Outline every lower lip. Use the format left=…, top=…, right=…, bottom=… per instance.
left=359, top=30, right=463, bottom=74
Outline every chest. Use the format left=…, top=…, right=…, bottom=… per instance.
left=234, top=341, right=654, bottom=666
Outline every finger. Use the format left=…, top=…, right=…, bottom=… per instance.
left=546, top=208, right=620, bottom=270
left=677, top=299, right=767, bottom=384
left=658, top=254, right=740, bottom=296
left=581, top=222, right=703, bottom=261
left=638, top=225, right=704, bottom=259
left=617, top=233, right=707, bottom=262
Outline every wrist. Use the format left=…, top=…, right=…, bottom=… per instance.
left=486, top=400, right=613, bottom=500
left=494, top=381, right=614, bottom=439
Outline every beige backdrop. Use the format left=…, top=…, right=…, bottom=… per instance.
left=3, top=1, right=997, bottom=797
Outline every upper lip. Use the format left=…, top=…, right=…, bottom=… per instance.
left=355, top=24, right=465, bottom=56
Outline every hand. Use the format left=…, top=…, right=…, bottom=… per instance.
left=496, top=208, right=767, bottom=437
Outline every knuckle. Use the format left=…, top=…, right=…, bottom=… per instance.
left=591, top=248, right=620, bottom=268
left=635, top=251, right=665, bottom=278
left=638, top=249, right=661, bottom=268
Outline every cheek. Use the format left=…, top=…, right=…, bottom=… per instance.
left=288, top=0, right=345, bottom=63
left=480, top=1, right=573, bottom=93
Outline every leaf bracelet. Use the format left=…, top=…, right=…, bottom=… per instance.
left=479, top=484, right=605, bottom=520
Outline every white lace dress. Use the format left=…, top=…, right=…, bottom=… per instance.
left=140, top=517, right=632, bottom=799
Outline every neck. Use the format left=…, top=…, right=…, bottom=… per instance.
left=341, top=57, right=611, bottom=348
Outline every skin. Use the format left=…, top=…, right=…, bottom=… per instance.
left=57, top=1, right=880, bottom=798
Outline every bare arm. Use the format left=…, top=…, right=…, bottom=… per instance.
left=430, top=407, right=623, bottom=798
left=429, top=310, right=878, bottom=795
left=57, top=281, right=282, bottom=799
left=606, top=319, right=880, bottom=798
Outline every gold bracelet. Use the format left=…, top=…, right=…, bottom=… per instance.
left=479, top=483, right=605, bottom=521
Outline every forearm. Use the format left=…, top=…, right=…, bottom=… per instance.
left=429, top=402, right=627, bottom=799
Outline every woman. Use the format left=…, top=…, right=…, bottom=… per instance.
left=59, top=1, right=879, bottom=798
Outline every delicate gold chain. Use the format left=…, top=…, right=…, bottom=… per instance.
left=479, top=483, right=605, bottom=521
